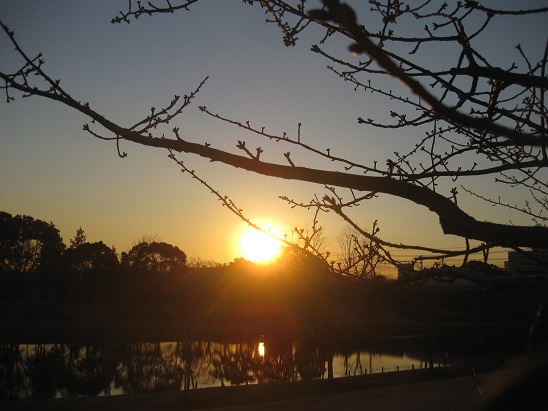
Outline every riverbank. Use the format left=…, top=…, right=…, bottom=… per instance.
left=0, top=300, right=425, bottom=343
left=1, top=367, right=500, bottom=411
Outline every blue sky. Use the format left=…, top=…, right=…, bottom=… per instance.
left=1, top=1, right=545, bottom=268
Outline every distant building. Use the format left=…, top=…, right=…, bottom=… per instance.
left=398, top=262, right=484, bottom=290
left=505, top=250, right=548, bottom=276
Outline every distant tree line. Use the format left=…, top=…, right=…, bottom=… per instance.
left=0, top=210, right=401, bottom=312
left=2, top=210, right=539, bottom=338
left=0, top=211, right=188, bottom=304
left=0, top=211, right=358, bottom=306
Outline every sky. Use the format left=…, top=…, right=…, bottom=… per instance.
left=1, top=1, right=545, bottom=269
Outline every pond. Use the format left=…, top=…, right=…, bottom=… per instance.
left=0, top=334, right=506, bottom=401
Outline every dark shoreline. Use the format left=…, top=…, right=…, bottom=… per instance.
left=1, top=367, right=480, bottom=410
left=183, top=368, right=473, bottom=409
left=0, top=300, right=429, bottom=344
left=3, top=300, right=524, bottom=346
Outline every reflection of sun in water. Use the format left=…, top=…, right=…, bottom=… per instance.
left=241, top=226, right=283, bottom=263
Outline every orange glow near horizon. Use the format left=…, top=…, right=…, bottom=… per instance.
left=240, top=226, right=283, bottom=263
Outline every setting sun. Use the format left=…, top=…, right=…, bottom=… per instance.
left=240, top=226, right=283, bottom=263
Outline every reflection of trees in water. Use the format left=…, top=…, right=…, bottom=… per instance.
left=1, top=344, right=70, bottom=400
left=28, top=345, right=67, bottom=399
left=294, top=340, right=330, bottom=381
left=1, top=339, right=345, bottom=400
left=0, top=342, right=188, bottom=399
left=72, top=345, right=119, bottom=396
left=209, top=339, right=333, bottom=385
left=0, top=344, right=26, bottom=401
left=258, top=339, right=296, bottom=383
left=209, top=341, right=295, bottom=386
left=114, top=342, right=183, bottom=394
left=210, top=342, right=257, bottom=386
left=341, top=348, right=364, bottom=377
left=1, top=344, right=122, bottom=399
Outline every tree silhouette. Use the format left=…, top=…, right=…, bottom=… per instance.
left=63, top=241, right=119, bottom=303
left=337, top=225, right=383, bottom=279
left=69, top=227, right=87, bottom=249
left=121, top=241, right=187, bottom=303
left=122, top=242, right=187, bottom=274
left=1, top=1, right=547, bottom=276
left=0, top=211, right=65, bottom=300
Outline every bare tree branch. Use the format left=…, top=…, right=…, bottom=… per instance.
left=1, top=1, right=547, bottom=276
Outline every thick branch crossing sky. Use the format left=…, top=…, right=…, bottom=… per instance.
left=1, top=0, right=545, bottom=268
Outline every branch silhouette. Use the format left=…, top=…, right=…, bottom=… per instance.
left=1, top=0, right=547, bottom=271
